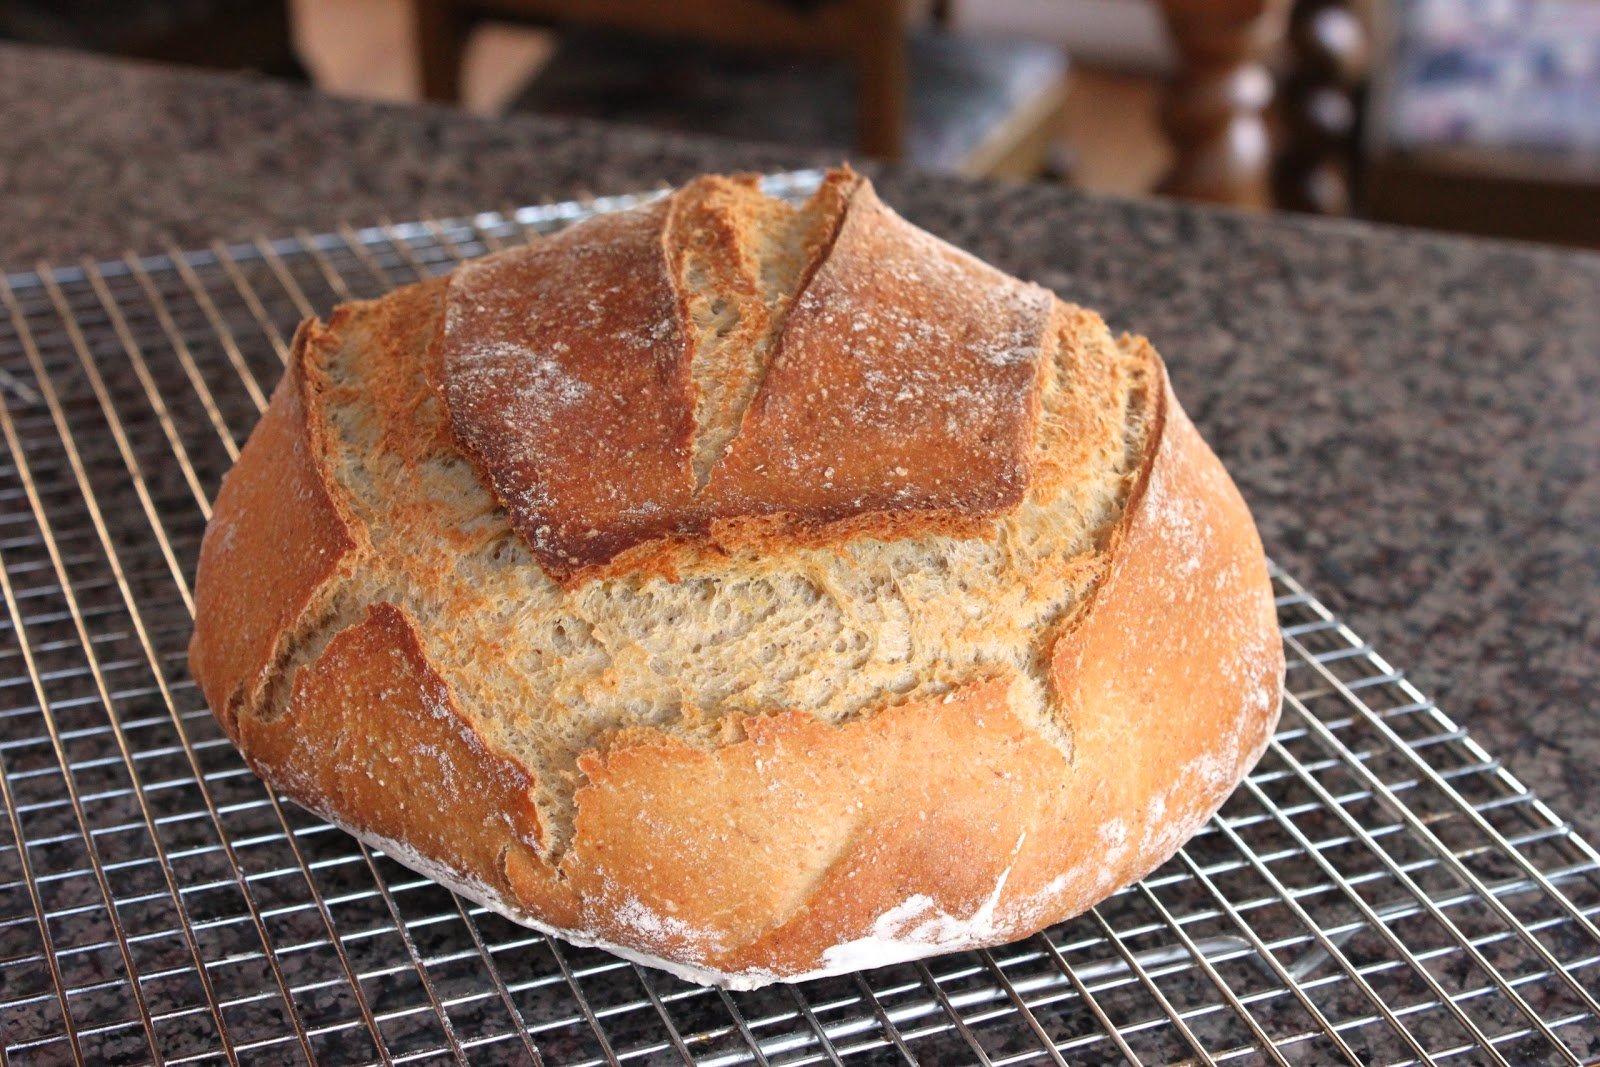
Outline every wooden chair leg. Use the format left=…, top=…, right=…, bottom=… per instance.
left=1274, top=0, right=1370, bottom=214
left=1156, top=0, right=1291, bottom=208
left=854, top=0, right=908, bottom=160
left=412, top=0, right=471, bottom=103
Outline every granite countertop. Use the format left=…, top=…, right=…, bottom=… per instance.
left=3, top=45, right=1597, bottom=843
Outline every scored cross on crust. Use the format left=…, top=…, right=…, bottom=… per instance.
left=441, top=170, right=1055, bottom=584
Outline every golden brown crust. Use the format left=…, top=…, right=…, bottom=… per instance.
left=236, top=602, right=558, bottom=911
left=438, top=170, right=1054, bottom=584
left=341, top=276, right=455, bottom=466
left=440, top=197, right=696, bottom=579
left=187, top=323, right=359, bottom=738
left=701, top=177, right=1052, bottom=542
left=496, top=362, right=1282, bottom=982
left=192, top=171, right=1283, bottom=987
left=211, top=344, right=1280, bottom=985
left=553, top=681, right=1059, bottom=974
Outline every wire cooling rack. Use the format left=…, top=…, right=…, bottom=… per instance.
left=0, top=171, right=1597, bottom=1066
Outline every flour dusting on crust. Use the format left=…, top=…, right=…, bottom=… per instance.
left=821, top=830, right=1028, bottom=972
left=335, top=816, right=1037, bottom=991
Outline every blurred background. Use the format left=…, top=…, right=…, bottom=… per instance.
left=3, top=0, right=1596, bottom=246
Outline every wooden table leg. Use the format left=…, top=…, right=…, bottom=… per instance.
left=1156, top=0, right=1291, bottom=208
left=412, top=0, right=471, bottom=103
left=853, top=0, right=908, bottom=160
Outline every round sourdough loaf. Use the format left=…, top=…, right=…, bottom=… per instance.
left=189, top=169, right=1283, bottom=989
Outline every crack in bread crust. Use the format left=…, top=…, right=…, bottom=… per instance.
left=672, top=171, right=853, bottom=492
left=438, top=169, right=1057, bottom=583
left=188, top=319, right=366, bottom=739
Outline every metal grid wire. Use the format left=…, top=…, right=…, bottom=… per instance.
left=0, top=170, right=1597, bottom=1066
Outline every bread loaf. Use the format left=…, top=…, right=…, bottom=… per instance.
left=189, top=169, right=1283, bottom=989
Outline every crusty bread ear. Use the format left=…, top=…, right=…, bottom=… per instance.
left=187, top=319, right=361, bottom=742
left=672, top=171, right=848, bottom=490
left=189, top=170, right=1283, bottom=988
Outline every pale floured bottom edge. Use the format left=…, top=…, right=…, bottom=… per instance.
left=301, top=691, right=1277, bottom=993
left=307, top=684, right=1278, bottom=993
left=321, top=814, right=1022, bottom=992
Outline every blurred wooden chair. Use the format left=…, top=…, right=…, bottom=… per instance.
left=410, top=0, right=1069, bottom=177
left=0, top=0, right=307, bottom=78
left=410, top=0, right=1381, bottom=208
left=414, top=0, right=924, bottom=159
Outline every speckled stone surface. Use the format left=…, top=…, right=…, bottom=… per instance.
left=2, top=46, right=1597, bottom=867
left=1, top=44, right=833, bottom=265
